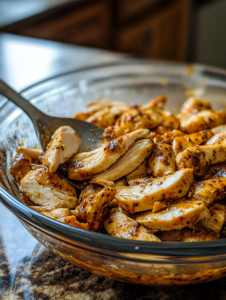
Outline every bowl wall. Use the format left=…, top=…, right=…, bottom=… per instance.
left=1, top=60, right=226, bottom=285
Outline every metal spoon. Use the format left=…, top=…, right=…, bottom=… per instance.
left=0, top=79, right=104, bottom=188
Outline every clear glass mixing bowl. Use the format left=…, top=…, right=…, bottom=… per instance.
left=1, top=59, right=226, bottom=286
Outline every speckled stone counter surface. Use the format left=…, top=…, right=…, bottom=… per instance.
left=1, top=33, right=226, bottom=300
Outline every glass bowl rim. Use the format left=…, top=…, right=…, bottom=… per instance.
left=2, top=59, right=226, bottom=258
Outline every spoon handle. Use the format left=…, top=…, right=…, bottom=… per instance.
left=0, top=79, right=45, bottom=121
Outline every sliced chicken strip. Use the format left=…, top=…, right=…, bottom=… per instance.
left=92, top=138, right=153, bottom=183
left=10, top=152, right=31, bottom=182
left=199, top=163, right=226, bottom=180
left=161, top=130, right=184, bottom=145
left=43, top=126, right=81, bottom=173
left=136, top=200, right=210, bottom=231
left=176, top=144, right=226, bottom=176
left=17, top=147, right=43, bottom=159
left=69, top=129, right=150, bottom=181
left=86, top=105, right=130, bottom=128
left=74, top=184, right=116, bottom=231
left=189, top=177, right=226, bottom=206
left=126, top=160, right=148, bottom=182
left=148, top=143, right=175, bottom=177
left=199, top=203, right=225, bottom=233
left=74, top=99, right=130, bottom=121
left=178, top=97, right=211, bottom=119
left=115, top=168, right=194, bottom=214
left=103, top=109, right=158, bottom=140
left=206, top=129, right=226, bottom=145
left=128, top=177, right=155, bottom=186
left=104, top=207, right=160, bottom=242
left=20, top=168, right=77, bottom=208
left=113, top=179, right=125, bottom=191
left=172, top=130, right=214, bottom=155
left=180, top=110, right=226, bottom=134
left=58, top=216, right=89, bottom=230
left=158, top=230, right=183, bottom=242
left=211, top=124, right=226, bottom=135
left=31, top=206, right=71, bottom=219
left=139, top=96, right=167, bottom=110
left=181, top=228, right=219, bottom=242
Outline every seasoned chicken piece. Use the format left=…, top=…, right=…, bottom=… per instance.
left=58, top=215, right=89, bottom=230
left=161, top=130, right=184, bottom=145
left=30, top=206, right=71, bottom=219
left=104, top=207, right=160, bottom=242
left=181, top=228, right=219, bottom=242
left=10, top=152, right=31, bottom=182
left=17, top=147, right=43, bottom=159
left=206, top=129, right=226, bottom=145
left=136, top=200, right=210, bottom=231
left=176, top=144, right=226, bottom=176
left=92, top=138, right=153, bottom=183
left=86, top=105, right=130, bottom=128
left=139, top=96, right=167, bottom=111
left=200, top=203, right=225, bottom=233
left=115, top=168, right=194, bottom=214
left=158, top=230, right=183, bottom=242
left=172, top=130, right=214, bottom=155
left=190, top=177, right=226, bottom=206
left=128, top=177, right=155, bottom=186
left=20, top=168, right=77, bottom=208
left=199, top=163, right=226, bottom=180
left=113, top=179, right=125, bottom=191
left=178, top=97, right=211, bottom=119
left=75, top=100, right=130, bottom=121
left=103, top=109, right=158, bottom=140
left=211, top=124, right=226, bottom=135
left=74, top=184, right=116, bottom=231
left=69, top=129, right=150, bottom=180
left=160, top=110, right=180, bottom=130
left=148, top=144, right=175, bottom=177
left=126, top=160, right=148, bottom=182
left=43, top=126, right=81, bottom=173
left=180, top=110, right=226, bottom=134
left=148, top=132, right=163, bottom=144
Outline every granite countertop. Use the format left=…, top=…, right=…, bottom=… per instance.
left=1, top=33, right=226, bottom=300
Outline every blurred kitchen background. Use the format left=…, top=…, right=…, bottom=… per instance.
left=0, top=0, right=226, bottom=68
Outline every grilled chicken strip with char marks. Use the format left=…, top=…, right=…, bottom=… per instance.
left=189, top=177, right=226, bottom=206
left=103, top=109, right=158, bottom=140
left=172, top=130, right=214, bottom=155
left=115, top=168, right=194, bottom=214
left=20, top=168, right=77, bottom=208
left=92, top=138, right=153, bottom=183
left=69, top=129, right=150, bottom=181
left=180, top=110, right=226, bottom=134
left=86, top=105, right=130, bottom=128
left=74, top=184, right=116, bottom=231
left=43, top=126, right=81, bottom=173
left=161, top=130, right=184, bottom=145
left=199, top=163, right=226, bottom=180
left=104, top=207, right=160, bottom=242
left=136, top=199, right=210, bottom=231
left=139, top=96, right=167, bottom=110
left=178, top=97, right=211, bottom=119
left=176, top=143, right=226, bottom=176
left=148, top=143, right=176, bottom=177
